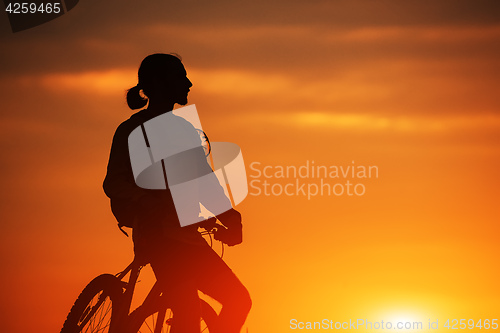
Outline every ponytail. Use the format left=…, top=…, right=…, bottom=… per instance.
left=126, top=85, right=148, bottom=110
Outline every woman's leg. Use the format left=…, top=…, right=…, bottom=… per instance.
left=195, top=247, right=252, bottom=333
left=149, top=247, right=201, bottom=333
left=148, top=241, right=251, bottom=333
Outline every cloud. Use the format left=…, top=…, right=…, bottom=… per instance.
left=53, top=0, right=500, bottom=30
left=2, top=0, right=500, bottom=76
left=39, top=69, right=137, bottom=95
left=2, top=49, right=499, bottom=126
left=1, top=0, right=499, bottom=130
left=233, top=111, right=500, bottom=134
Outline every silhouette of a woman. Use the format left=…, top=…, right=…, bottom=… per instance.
left=103, top=53, right=251, bottom=333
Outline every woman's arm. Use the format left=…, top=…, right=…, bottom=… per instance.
left=103, top=121, right=148, bottom=202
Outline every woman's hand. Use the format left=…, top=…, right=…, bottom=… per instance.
left=214, top=209, right=243, bottom=246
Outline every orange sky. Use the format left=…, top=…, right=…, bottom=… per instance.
left=1, top=1, right=499, bottom=332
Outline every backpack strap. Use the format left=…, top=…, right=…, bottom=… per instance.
left=140, top=122, right=169, bottom=189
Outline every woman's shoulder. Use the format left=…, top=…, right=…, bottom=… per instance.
left=117, top=109, right=150, bottom=129
left=108, top=109, right=147, bottom=143
left=113, top=109, right=199, bottom=142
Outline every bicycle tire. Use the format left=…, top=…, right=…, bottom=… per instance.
left=60, top=274, right=124, bottom=333
left=131, top=299, right=218, bottom=333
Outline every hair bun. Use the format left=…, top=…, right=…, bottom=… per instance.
left=126, top=85, right=148, bottom=110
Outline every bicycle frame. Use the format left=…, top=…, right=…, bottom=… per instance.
left=61, top=229, right=222, bottom=333
left=111, top=258, right=168, bottom=333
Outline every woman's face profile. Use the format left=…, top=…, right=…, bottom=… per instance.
left=151, top=62, right=192, bottom=106
left=169, top=64, right=192, bottom=106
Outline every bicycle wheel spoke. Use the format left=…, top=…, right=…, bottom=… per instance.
left=83, top=294, right=110, bottom=333
left=145, top=318, right=154, bottom=332
left=61, top=274, right=121, bottom=333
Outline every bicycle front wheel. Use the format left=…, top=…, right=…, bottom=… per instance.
left=60, top=274, right=123, bottom=333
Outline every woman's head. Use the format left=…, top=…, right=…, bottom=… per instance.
left=127, top=53, right=192, bottom=110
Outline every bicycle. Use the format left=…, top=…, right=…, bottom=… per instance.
left=60, top=226, right=223, bottom=333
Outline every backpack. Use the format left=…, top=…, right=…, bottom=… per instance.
left=110, top=198, right=136, bottom=236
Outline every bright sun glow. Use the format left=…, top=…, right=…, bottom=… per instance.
left=366, top=306, right=429, bottom=333
left=384, top=313, right=425, bottom=332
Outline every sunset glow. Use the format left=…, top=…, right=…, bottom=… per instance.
left=0, top=1, right=499, bottom=332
